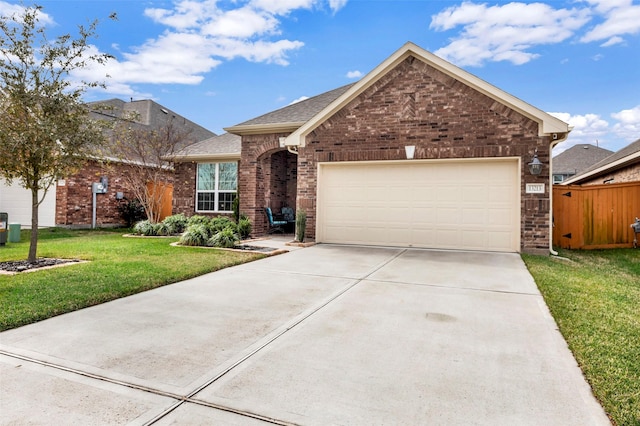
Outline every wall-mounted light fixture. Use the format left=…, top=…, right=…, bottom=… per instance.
left=405, top=145, right=415, bottom=160
left=528, top=150, right=543, bottom=176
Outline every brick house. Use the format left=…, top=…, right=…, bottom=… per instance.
left=562, top=138, right=640, bottom=186
left=0, top=99, right=215, bottom=229
left=173, top=42, right=571, bottom=254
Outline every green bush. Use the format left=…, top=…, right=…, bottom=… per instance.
left=232, top=196, right=240, bottom=222
left=295, top=210, right=306, bottom=242
left=133, top=220, right=157, bottom=236
left=179, top=224, right=209, bottom=246
left=117, top=198, right=147, bottom=228
left=208, top=227, right=239, bottom=248
left=237, top=216, right=252, bottom=239
left=153, top=222, right=171, bottom=236
left=187, top=215, right=211, bottom=227
left=210, top=216, right=235, bottom=233
left=162, top=213, right=188, bottom=234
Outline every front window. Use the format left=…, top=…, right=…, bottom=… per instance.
left=196, top=162, right=237, bottom=212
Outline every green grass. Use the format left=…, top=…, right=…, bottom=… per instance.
left=522, top=249, right=640, bottom=426
left=0, top=228, right=265, bottom=331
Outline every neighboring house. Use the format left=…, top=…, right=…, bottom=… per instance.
left=0, top=99, right=215, bottom=228
left=196, top=41, right=568, bottom=254
left=562, top=138, right=640, bottom=185
left=552, top=144, right=613, bottom=184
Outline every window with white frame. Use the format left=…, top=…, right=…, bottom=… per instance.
left=196, top=162, right=237, bottom=212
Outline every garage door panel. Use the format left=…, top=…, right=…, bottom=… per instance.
left=318, top=159, right=520, bottom=252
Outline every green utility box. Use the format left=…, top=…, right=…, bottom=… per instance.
left=0, top=213, right=7, bottom=246
left=9, top=223, right=21, bottom=243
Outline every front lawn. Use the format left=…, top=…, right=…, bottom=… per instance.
left=0, top=228, right=265, bottom=331
left=522, top=249, right=639, bottom=426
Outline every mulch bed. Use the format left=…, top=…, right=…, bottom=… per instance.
left=0, top=258, right=82, bottom=274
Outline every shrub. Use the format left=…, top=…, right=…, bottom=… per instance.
left=117, top=198, right=146, bottom=228
left=153, top=222, right=171, bottom=236
left=210, top=216, right=235, bottom=233
left=208, top=228, right=239, bottom=248
left=133, top=220, right=157, bottom=236
left=237, top=216, right=252, bottom=239
left=178, top=224, right=209, bottom=246
left=162, top=213, right=188, bottom=234
left=295, top=210, right=306, bottom=242
left=232, top=196, right=240, bottom=222
left=187, top=215, right=211, bottom=227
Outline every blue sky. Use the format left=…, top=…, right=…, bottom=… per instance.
left=2, top=0, right=639, bottom=154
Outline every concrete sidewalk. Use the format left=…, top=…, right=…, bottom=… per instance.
left=0, top=245, right=609, bottom=425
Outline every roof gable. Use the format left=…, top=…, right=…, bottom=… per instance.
left=225, top=84, right=354, bottom=135
left=283, top=42, right=570, bottom=147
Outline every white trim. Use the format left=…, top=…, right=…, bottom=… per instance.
left=224, top=122, right=305, bottom=136
left=195, top=161, right=238, bottom=213
left=173, top=153, right=240, bottom=162
left=285, top=42, right=570, bottom=148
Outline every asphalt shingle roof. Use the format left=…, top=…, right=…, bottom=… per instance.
left=232, top=83, right=356, bottom=127
left=552, top=144, right=613, bottom=175
left=174, top=133, right=241, bottom=158
left=569, top=138, right=640, bottom=179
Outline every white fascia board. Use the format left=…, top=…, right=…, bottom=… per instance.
left=285, top=41, right=570, bottom=147
left=172, top=153, right=241, bottom=162
left=224, top=122, right=305, bottom=136
left=562, top=151, right=640, bottom=185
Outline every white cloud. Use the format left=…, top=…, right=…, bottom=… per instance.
left=430, top=2, right=590, bottom=66
left=289, top=95, right=309, bottom=104
left=549, top=112, right=610, bottom=153
left=600, top=36, right=624, bottom=47
left=0, top=1, right=54, bottom=25
left=551, top=107, right=639, bottom=154
left=580, top=0, right=640, bottom=43
left=346, top=70, right=362, bottom=79
left=70, top=0, right=347, bottom=97
left=329, top=0, right=348, bottom=13
left=251, top=0, right=315, bottom=15
left=611, top=105, right=640, bottom=141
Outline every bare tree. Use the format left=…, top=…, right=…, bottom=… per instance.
left=106, top=116, right=192, bottom=223
left=0, top=5, right=113, bottom=262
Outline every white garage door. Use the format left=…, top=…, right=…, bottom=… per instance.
left=317, top=158, right=520, bottom=252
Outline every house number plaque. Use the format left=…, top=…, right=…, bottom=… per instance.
left=526, top=183, right=545, bottom=194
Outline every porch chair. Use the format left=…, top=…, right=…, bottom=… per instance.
left=281, top=207, right=295, bottom=232
left=264, top=207, right=287, bottom=234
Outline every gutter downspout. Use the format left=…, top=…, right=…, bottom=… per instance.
left=549, top=132, right=570, bottom=256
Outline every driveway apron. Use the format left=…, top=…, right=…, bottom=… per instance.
left=0, top=245, right=609, bottom=425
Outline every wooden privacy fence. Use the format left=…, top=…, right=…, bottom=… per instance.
left=553, top=182, right=640, bottom=249
left=146, top=182, right=174, bottom=222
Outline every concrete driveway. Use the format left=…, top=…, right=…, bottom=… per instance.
left=0, top=245, right=609, bottom=425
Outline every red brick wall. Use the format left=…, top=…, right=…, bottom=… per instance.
left=56, top=160, right=173, bottom=227
left=56, top=161, right=134, bottom=227
left=241, top=56, right=552, bottom=253
left=174, top=162, right=197, bottom=215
